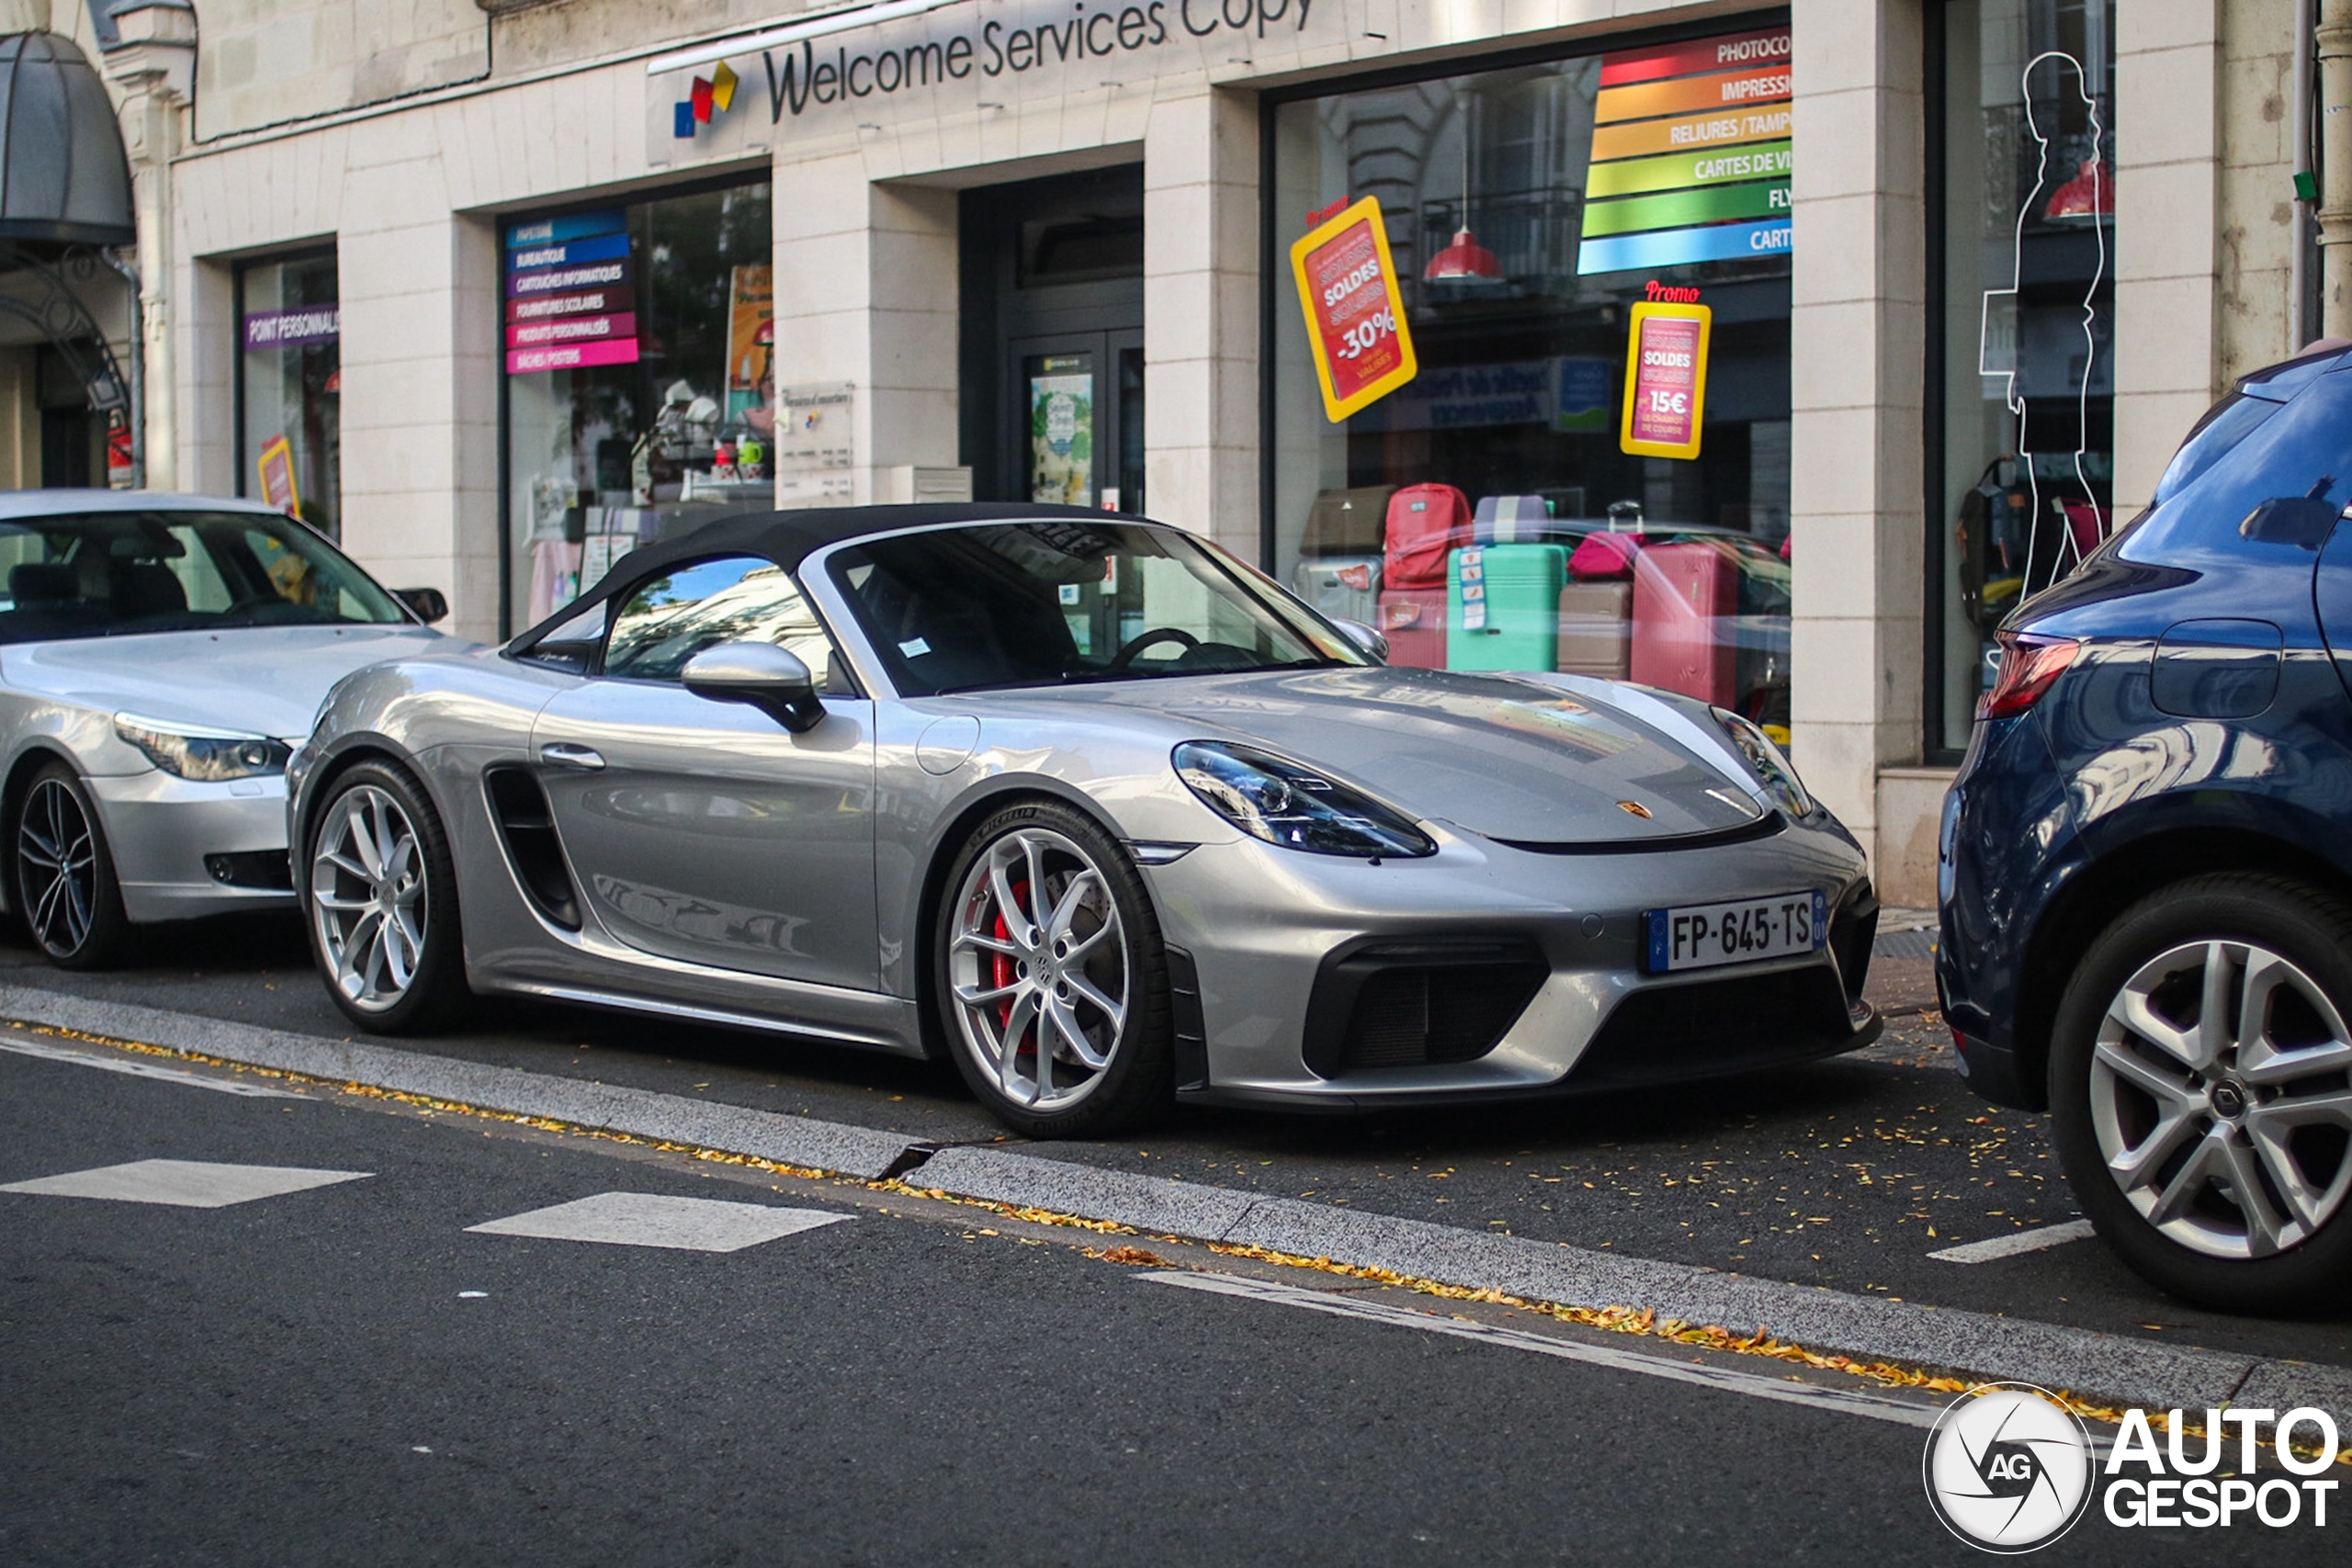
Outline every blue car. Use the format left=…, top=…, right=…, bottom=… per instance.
left=1939, top=343, right=2352, bottom=1313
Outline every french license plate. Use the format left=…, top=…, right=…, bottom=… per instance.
left=1644, top=891, right=1826, bottom=974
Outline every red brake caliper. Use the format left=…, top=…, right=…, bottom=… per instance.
left=990, top=880, right=1029, bottom=1059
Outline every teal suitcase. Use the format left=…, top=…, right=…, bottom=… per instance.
left=1447, top=544, right=1566, bottom=671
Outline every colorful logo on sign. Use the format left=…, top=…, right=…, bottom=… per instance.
left=1620, top=300, right=1711, bottom=459
left=674, top=58, right=740, bottom=139
left=1577, top=25, right=1792, bottom=275
left=1289, top=195, right=1419, bottom=423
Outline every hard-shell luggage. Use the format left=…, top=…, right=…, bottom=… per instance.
left=1384, top=483, right=1473, bottom=589
left=1301, top=486, right=1396, bottom=557
left=1292, top=554, right=1383, bottom=626
left=1557, top=581, right=1633, bottom=679
left=1472, top=495, right=1554, bottom=545
left=1630, top=541, right=1736, bottom=705
left=1377, top=586, right=1447, bottom=670
left=1446, top=543, right=1566, bottom=673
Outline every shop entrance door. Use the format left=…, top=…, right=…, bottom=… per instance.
left=1011, top=330, right=1143, bottom=511
left=960, top=164, right=1145, bottom=511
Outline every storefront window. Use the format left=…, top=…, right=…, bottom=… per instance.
left=1269, top=20, right=1794, bottom=737
left=237, top=251, right=341, bottom=538
left=502, top=180, right=774, bottom=634
left=1929, top=0, right=2115, bottom=753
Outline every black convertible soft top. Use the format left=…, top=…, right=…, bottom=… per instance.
left=506, top=502, right=1130, bottom=652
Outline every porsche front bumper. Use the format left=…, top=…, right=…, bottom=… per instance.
left=1143, top=815, right=1878, bottom=1108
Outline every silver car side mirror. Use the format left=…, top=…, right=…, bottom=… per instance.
left=682, top=642, right=825, bottom=732
left=1330, top=617, right=1389, bottom=662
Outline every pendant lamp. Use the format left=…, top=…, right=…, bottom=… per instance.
left=1425, top=107, right=1504, bottom=282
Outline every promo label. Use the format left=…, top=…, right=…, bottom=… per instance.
left=1289, top=196, right=1419, bottom=423
left=1620, top=301, right=1712, bottom=459
left=255, top=434, right=300, bottom=516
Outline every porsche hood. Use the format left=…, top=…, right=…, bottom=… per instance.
left=1077, top=666, right=1772, bottom=845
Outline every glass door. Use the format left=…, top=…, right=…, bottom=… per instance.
left=1013, top=333, right=1145, bottom=513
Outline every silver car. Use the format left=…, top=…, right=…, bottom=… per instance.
left=289, top=505, right=1879, bottom=1136
left=0, top=491, right=446, bottom=967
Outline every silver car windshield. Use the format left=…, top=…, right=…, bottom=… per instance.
left=827, top=521, right=1363, bottom=696
left=0, top=511, right=407, bottom=644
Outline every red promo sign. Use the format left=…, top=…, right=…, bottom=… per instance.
left=1620, top=301, right=1712, bottom=459
left=1289, top=196, right=1419, bottom=423
left=1597, top=26, right=1790, bottom=87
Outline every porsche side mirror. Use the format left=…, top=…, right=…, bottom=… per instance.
left=394, top=586, right=449, bottom=624
left=682, top=642, right=826, bottom=732
left=1330, top=617, right=1389, bottom=662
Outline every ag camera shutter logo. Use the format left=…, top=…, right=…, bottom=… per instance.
left=1923, top=1383, right=2096, bottom=1552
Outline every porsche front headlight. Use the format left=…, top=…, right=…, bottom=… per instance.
left=113, top=715, right=291, bottom=782
left=1712, top=708, right=1814, bottom=818
left=1173, top=741, right=1434, bottom=859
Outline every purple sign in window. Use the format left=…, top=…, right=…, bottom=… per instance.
left=243, top=306, right=340, bottom=351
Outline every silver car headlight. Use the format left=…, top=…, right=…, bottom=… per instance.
left=113, top=715, right=292, bottom=782
left=1173, top=741, right=1434, bottom=859
left=1711, top=708, right=1814, bottom=818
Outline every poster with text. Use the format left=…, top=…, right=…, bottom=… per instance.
left=256, top=434, right=300, bottom=516
left=1620, top=302, right=1712, bottom=459
left=727, top=264, right=775, bottom=424
left=1289, top=196, right=1418, bottom=423
left=1030, top=369, right=1094, bottom=506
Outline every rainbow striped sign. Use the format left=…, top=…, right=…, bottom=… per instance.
left=1577, top=27, right=1792, bottom=276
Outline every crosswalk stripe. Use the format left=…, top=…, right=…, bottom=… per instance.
left=0, top=1159, right=370, bottom=1208
left=466, top=1191, right=850, bottom=1252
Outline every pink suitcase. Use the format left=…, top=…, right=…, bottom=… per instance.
left=1630, top=542, right=1736, bottom=705
left=1377, top=587, right=1447, bottom=670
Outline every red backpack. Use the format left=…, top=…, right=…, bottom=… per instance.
left=1383, top=483, right=1473, bottom=588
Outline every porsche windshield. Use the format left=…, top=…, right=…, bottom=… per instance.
left=828, top=521, right=1363, bottom=696
left=0, top=511, right=407, bottom=644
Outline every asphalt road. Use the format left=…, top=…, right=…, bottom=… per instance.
left=2, top=1043, right=2337, bottom=1566
left=3, top=908, right=2348, bottom=1378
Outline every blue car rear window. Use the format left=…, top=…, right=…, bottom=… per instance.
left=2153, top=393, right=2282, bottom=506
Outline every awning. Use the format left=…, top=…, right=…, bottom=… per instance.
left=0, top=32, right=134, bottom=247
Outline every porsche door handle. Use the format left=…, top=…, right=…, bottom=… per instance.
left=538, top=743, right=605, bottom=771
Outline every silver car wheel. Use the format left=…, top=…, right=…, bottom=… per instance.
left=310, top=784, right=428, bottom=1014
left=2091, top=939, right=2352, bottom=1260
left=19, top=777, right=97, bottom=956
left=946, top=826, right=1129, bottom=1113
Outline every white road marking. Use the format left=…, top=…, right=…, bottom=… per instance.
left=467, top=1191, right=850, bottom=1253
left=1139, top=1270, right=1941, bottom=1431
left=1928, top=1220, right=2097, bottom=1265
left=0, top=1158, right=370, bottom=1208
left=0, top=1034, right=302, bottom=1098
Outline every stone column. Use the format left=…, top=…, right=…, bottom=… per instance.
left=1787, top=0, right=1928, bottom=866
left=770, top=151, right=961, bottom=506
left=99, top=1, right=198, bottom=490
left=334, top=118, right=500, bottom=638
left=1143, top=87, right=1259, bottom=556
left=2114, top=3, right=2222, bottom=513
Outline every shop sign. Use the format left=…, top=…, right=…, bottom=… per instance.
left=255, top=434, right=300, bottom=515
left=243, top=306, right=339, bottom=351
left=504, top=209, right=639, bottom=375
left=1289, top=195, right=1417, bottom=423
left=1578, top=25, right=1792, bottom=276
left=1620, top=301, right=1710, bottom=459
left=650, top=0, right=1342, bottom=161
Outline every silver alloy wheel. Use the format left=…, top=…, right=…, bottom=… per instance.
left=310, top=784, right=428, bottom=1013
left=946, top=826, right=1129, bottom=1112
left=19, top=777, right=97, bottom=956
left=2091, top=940, right=2352, bottom=1259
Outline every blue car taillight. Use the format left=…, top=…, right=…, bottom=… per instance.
left=1976, top=630, right=2082, bottom=720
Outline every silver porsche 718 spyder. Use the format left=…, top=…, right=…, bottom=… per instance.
left=289, top=504, right=1879, bottom=1136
